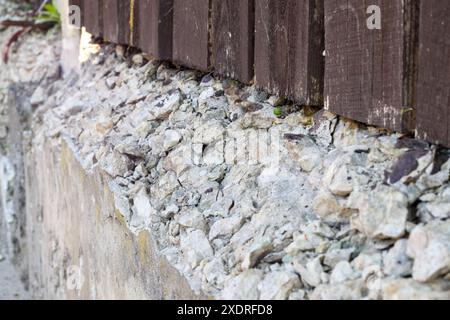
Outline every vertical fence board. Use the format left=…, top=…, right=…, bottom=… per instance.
left=212, top=0, right=255, bottom=83
left=137, top=0, right=173, bottom=60
left=255, top=0, right=324, bottom=105
left=117, top=0, right=133, bottom=45
left=103, top=0, right=119, bottom=43
left=173, top=0, right=210, bottom=71
left=416, top=1, right=450, bottom=147
left=324, top=0, right=418, bottom=132
left=83, top=0, right=103, bottom=37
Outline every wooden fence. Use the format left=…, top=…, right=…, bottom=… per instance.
left=68, top=0, right=450, bottom=147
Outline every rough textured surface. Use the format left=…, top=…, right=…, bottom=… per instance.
left=23, top=38, right=450, bottom=299
left=1, top=0, right=450, bottom=300
left=0, top=253, right=29, bottom=300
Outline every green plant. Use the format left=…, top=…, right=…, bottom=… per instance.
left=35, top=0, right=61, bottom=26
left=273, top=107, right=282, bottom=117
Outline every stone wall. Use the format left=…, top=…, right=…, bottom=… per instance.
left=25, top=138, right=203, bottom=299
left=0, top=0, right=449, bottom=300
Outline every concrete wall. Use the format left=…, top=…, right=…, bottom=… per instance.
left=25, top=138, right=204, bottom=299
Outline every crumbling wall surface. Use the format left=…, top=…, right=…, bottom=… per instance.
left=0, top=0, right=62, bottom=282
left=1, top=0, right=450, bottom=300
left=26, top=35, right=450, bottom=300
left=25, top=138, right=203, bottom=299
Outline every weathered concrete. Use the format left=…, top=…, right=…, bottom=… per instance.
left=25, top=138, right=205, bottom=299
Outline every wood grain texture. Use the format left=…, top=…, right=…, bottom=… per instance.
left=83, top=0, right=103, bottom=37
left=416, top=0, right=450, bottom=147
left=103, top=0, right=119, bottom=43
left=172, top=0, right=210, bottom=71
left=324, top=0, right=419, bottom=132
left=212, top=0, right=255, bottom=83
left=255, top=0, right=324, bottom=105
left=137, top=0, right=173, bottom=60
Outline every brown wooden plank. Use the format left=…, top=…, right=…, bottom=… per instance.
left=212, top=0, right=254, bottom=83
left=117, top=0, right=133, bottom=45
left=324, top=0, right=419, bottom=132
left=172, top=0, right=210, bottom=71
left=102, top=0, right=134, bottom=45
left=103, top=0, right=119, bottom=43
left=137, top=0, right=173, bottom=60
left=416, top=0, right=450, bottom=147
left=254, top=0, right=324, bottom=105
left=83, top=0, right=103, bottom=38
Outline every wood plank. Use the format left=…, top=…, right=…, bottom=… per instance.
left=324, top=0, right=419, bottom=132
left=416, top=0, right=450, bottom=147
left=137, top=0, right=173, bottom=60
left=172, top=0, right=210, bottom=71
left=117, top=0, right=134, bottom=46
left=102, top=0, right=134, bottom=45
left=83, top=0, right=103, bottom=38
left=102, top=0, right=119, bottom=43
left=212, top=0, right=255, bottom=83
left=254, top=0, right=324, bottom=105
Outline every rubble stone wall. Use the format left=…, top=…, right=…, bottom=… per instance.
left=0, top=0, right=449, bottom=300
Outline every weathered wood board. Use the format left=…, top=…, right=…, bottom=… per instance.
left=324, top=0, right=419, bottom=132
left=137, top=0, right=173, bottom=60
left=83, top=0, right=103, bottom=38
left=212, top=0, right=255, bottom=83
left=416, top=0, right=450, bottom=147
left=255, top=0, right=324, bottom=105
left=102, top=0, right=119, bottom=43
left=172, top=0, right=210, bottom=71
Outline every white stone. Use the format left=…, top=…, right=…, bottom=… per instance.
left=180, top=230, right=213, bottom=268
left=163, top=130, right=182, bottom=151
left=324, top=248, right=354, bottom=268
left=131, top=188, right=155, bottom=229
left=383, top=239, right=412, bottom=277
left=293, top=257, right=324, bottom=288
left=100, top=151, right=131, bottom=177
left=30, top=86, right=45, bottom=106
left=209, top=215, right=243, bottom=240
left=221, top=270, right=264, bottom=300
left=310, top=280, right=366, bottom=300
left=328, top=165, right=354, bottom=197
left=351, top=186, right=408, bottom=239
left=407, top=220, right=450, bottom=282
left=258, top=271, right=300, bottom=300
left=241, top=238, right=273, bottom=270
left=330, top=261, right=357, bottom=284
left=149, top=90, right=182, bottom=120
left=312, top=190, right=341, bottom=221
